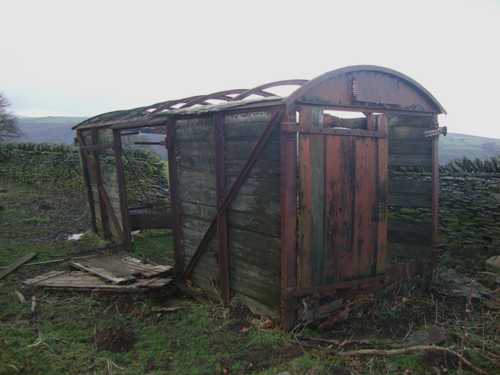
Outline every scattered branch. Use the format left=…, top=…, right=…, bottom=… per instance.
left=337, top=345, right=486, bottom=375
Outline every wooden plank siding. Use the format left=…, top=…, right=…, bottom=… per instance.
left=175, top=111, right=282, bottom=316
left=299, top=111, right=388, bottom=287
left=387, top=115, right=435, bottom=263
left=79, top=128, right=125, bottom=242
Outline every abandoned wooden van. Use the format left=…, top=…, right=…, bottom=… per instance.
left=73, top=65, right=446, bottom=329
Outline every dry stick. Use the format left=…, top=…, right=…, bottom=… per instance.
left=300, top=336, right=372, bottom=348
left=0, top=252, right=37, bottom=279
left=337, top=345, right=486, bottom=375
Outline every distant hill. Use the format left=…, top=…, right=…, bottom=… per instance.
left=15, top=116, right=87, bottom=145
left=440, top=132, right=500, bottom=164
left=11, top=117, right=500, bottom=164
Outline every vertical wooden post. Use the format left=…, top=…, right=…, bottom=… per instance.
left=113, top=129, right=132, bottom=249
left=374, top=114, right=388, bottom=274
left=215, top=112, right=230, bottom=305
left=76, top=131, right=97, bottom=233
left=91, top=128, right=111, bottom=240
left=431, top=115, right=440, bottom=271
left=280, top=107, right=298, bottom=330
left=166, top=118, right=184, bottom=280
left=297, top=107, right=324, bottom=288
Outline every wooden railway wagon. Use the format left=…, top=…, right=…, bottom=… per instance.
left=73, top=65, right=446, bottom=329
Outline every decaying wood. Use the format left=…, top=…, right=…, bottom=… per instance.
left=31, top=296, right=37, bottom=314
left=71, top=261, right=134, bottom=284
left=337, top=345, right=486, bottom=375
left=0, top=252, right=37, bottom=280
left=299, top=336, right=372, bottom=348
left=70, top=254, right=172, bottom=284
left=23, top=271, right=172, bottom=293
left=151, top=306, right=183, bottom=313
left=15, top=290, right=26, bottom=304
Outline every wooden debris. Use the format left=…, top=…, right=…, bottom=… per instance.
left=15, top=290, right=26, bottom=303
left=23, top=271, right=171, bottom=293
left=70, top=254, right=172, bottom=284
left=299, top=336, right=372, bottom=348
left=151, top=306, right=183, bottom=313
left=71, top=261, right=135, bottom=284
left=31, top=296, right=37, bottom=314
left=0, top=252, right=37, bottom=280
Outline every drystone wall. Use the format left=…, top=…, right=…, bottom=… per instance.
left=0, top=143, right=169, bottom=206
left=390, top=160, right=500, bottom=274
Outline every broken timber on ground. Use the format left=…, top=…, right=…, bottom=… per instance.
left=24, top=254, right=173, bottom=292
left=70, top=254, right=172, bottom=284
left=72, top=65, right=447, bottom=330
left=24, top=271, right=172, bottom=292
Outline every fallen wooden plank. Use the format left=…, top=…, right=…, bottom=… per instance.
left=23, top=271, right=172, bottom=293
left=23, top=270, right=66, bottom=285
left=71, top=261, right=135, bottom=284
left=69, top=254, right=172, bottom=283
left=121, top=257, right=173, bottom=278
left=0, top=252, right=37, bottom=280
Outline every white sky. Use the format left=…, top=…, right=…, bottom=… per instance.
left=1, top=0, right=499, bottom=137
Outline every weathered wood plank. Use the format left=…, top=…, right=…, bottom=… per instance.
left=298, top=133, right=313, bottom=288
left=353, top=137, right=377, bottom=277
left=70, top=254, right=172, bottom=284
left=389, top=153, right=432, bottom=167
left=0, top=253, right=37, bottom=280
left=225, top=139, right=280, bottom=161
left=375, top=115, right=389, bottom=274
left=24, top=271, right=172, bottom=292
left=388, top=115, right=435, bottom=128
left=325, top=136, right=354, bottom=282
left=389, top=140, right=432, bottom=155
left=388, top=219, right=432, bottom=246
left=389, top=177, right=432, bottom=194
left=311, top=132, right=326, bottom=285
left=389, top=193, right=432, bottom=208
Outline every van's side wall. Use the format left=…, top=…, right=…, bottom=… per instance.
left=175, top=111, right=281, bottom=316
left=79, top=128, right=123, bottom=241
left=387, top=114, right=435, bottom=262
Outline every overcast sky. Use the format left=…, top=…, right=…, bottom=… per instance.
left=1, top=0, right=499, bottom=137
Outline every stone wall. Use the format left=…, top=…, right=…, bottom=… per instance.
left=0, top=143, right=169, bottom=207
left=391, top=159, right=500, bottom=274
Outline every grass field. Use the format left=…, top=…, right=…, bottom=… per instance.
left=0, top=180, right=498, bottom=374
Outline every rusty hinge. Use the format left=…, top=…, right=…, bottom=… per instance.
left=424, top=126, right=447, bottom=138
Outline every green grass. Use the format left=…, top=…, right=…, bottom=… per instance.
left=0, top=181, right=309, bottom=375
left=0, top=180, right=497, bottom=374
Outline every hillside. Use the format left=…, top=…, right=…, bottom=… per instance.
left=440, top=132, right=500, bottom=164
left=12, top=117, right=500, bottom=164
left=14, top=116, right=87, bottom=145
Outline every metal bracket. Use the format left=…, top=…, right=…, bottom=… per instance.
left=424, top=126, right=447, bottom=138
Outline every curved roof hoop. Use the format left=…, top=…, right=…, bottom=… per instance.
left=286, top=65, right=446, bottom=114
left=179, top=89, right=259, bottom=109
left=233, top=79, right=309, bottom=101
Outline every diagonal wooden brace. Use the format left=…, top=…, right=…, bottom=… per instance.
left=182, top=109, right=285, bottom=279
